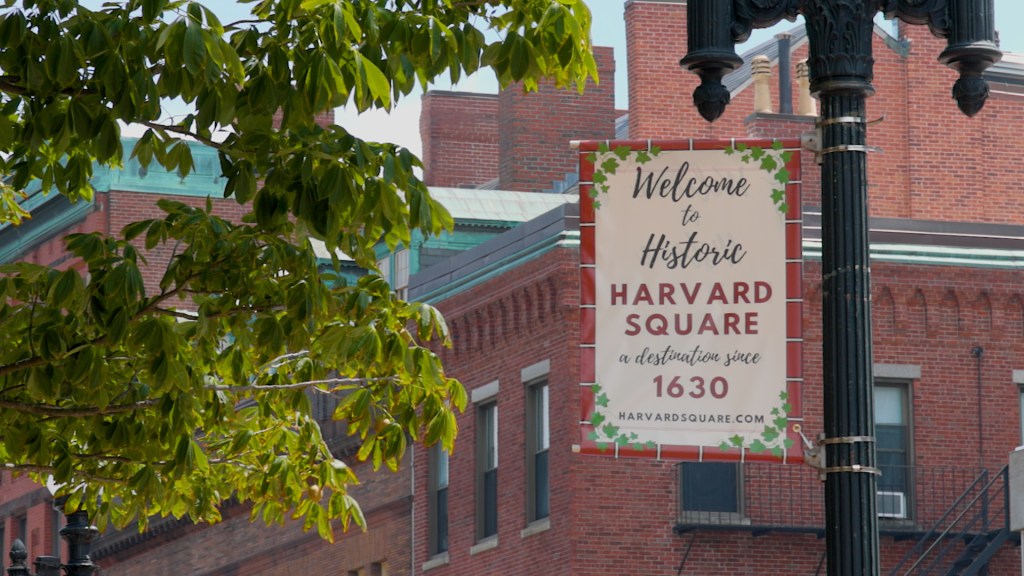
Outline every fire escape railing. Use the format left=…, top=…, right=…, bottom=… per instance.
left=887, top=465, right=1011, bottom=576
left=673, top=462, right=1014, bottom=574
left=675, top=463, right=988, bottom=536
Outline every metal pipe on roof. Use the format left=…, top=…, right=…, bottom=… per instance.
left=777, top=32, right=793, bottom=114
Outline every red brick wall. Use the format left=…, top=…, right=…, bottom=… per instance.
left=420, top=91, right=500, bottom=188
left=105, top=191, right=249, bottom=296
left=12, top=197, right=109, bottom=271
left=626, top=0, right=745, bottom=139
left=497, top=47, right=617, bottom=192
left=413, top=242, right=1024, bottom=575
left=97, top=457, right=413, bottom=576
left=414, top=248, right=578, bottom=575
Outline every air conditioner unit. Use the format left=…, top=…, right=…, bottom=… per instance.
left=877, top=491, right=907, bottom=519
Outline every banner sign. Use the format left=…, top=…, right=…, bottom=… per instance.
left=578, top=140, right=803, bottom=463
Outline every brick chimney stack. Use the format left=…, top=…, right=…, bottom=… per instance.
left=627, top=0, right=704, bottom=138
left=497, top=46, right=617, bottom=192
left=420, top=91, right=500, bottom=188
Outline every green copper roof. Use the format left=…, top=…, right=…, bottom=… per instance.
left=427, top=187, right=576, bottom=225
left=91, top=138, right=226, bottom=197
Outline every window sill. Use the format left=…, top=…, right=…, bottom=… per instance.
left=879, top=517, right=916, bottom=528
left=520, top=517, right=551, bottom=539
left=469, top=535, right=499, bottom=556
left=677, top=511, right=750, bottom=526
left=421, top=552, right=449, bottom=571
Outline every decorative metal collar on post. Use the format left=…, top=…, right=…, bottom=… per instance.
left=681, top=1, right=999, bottom=575
left=6, top=497, right=98, bottom=576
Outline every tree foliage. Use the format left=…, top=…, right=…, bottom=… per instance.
left=0, top=0, right=595, bottom=537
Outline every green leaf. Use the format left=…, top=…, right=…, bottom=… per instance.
left=0, top=0, right=599, bottom=541
left=142, top=0, right=167, bottom=22
left=183, top=20, right=206, bottom=75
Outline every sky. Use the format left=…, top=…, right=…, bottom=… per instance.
left=337, top=0, right=1024, bottom=158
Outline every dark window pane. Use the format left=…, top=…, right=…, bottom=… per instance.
left=535, top=449, right=549, bottom=519
left=682, top=462, right=739, bottom=513
left=877, top=466, right=907, bottom=493
left=876, top=425, right=906, bottom=450
left=483, top=469, right=498, bottom=537
left=436, top=487, right=448, bottom=553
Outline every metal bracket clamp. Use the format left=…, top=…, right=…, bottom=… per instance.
left=816, top=116, right=866, bottom=127
left=806, top=116, right=885, bottom=165
left=801, top=432, right=880, bottom=481
left=819, top=435, right=875, bottom=445
left=820, top=144, right=880, bottom=155
left=820, top=464, right=882, bottom=477
left=816, top=115, right=885, bottom=128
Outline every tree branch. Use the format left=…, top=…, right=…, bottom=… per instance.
left=140, top=120, right=223, bottom=149
left=0, top=259, right=219, bottom=379
left=206, top=377, right=393, bottom=393
left=223, top=18, right=267, bottom=29
left=2, top=463, right=124, bottom=485
left=0, top=398, right=160, bottom=417
left=261, top=350, right=310, bottom=370
left=155, top=307, right=198, bottom=321
left=0, top=76, right=97, bottom=98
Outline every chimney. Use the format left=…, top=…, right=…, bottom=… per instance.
left=776, top=33, right=793, bottom=114
left=420, top=91, right=500, bottom=188
left=796, top=60, right=817, bottom=116
left=497, top=46, right=616, bottom=192
left=752, top=55, right=772, bottom=113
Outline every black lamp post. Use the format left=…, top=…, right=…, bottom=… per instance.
left=682, top=1, right=999, bottom=575
left=7, top=497, right=98, bottom=576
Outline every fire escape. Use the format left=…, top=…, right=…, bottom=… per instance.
left=673, top=463, right=1016, bottom=575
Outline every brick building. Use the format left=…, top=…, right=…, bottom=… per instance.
left=3, top=0, right=1024, bottom=574
left=409, top=2, right=1024, bottom=575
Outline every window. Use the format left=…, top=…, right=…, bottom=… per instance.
left=370, top=561, right=389, bottom=576
left=428, top=444, right=449, bottom=555
left=1018, top=374, right=1024, bottom=445
left=680, top=462, right=741, bottom=520
left=393, top=249, right=410, bottom=294
left=876, top=383, right=911, bottom=519
left=15, top=514, right=26, bottom=544
left=526, top=381, right=550, bottom=522
left=477, top=402, right=498, bottom=540
left=377, top=249, right=410, bottom=299
left=1020, top=385, right=1024, bottom=446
